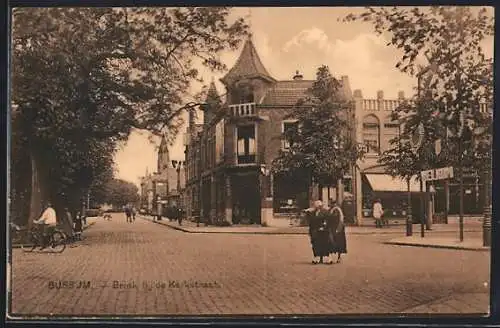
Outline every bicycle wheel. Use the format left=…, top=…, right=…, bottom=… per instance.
left=50, top=231, right=66, bottom=253
left=24, top=231, right=39, bottom=252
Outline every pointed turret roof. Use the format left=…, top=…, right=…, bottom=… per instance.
left=220, top=36, right=276, bottom=86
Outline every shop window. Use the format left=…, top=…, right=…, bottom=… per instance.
left=236, top=125, right=256, bottom=164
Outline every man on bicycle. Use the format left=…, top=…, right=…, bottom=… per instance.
left=33, top=202, right=57, bottom=247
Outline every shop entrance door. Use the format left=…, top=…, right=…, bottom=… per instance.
left=232, top=173, right=261, bottom=224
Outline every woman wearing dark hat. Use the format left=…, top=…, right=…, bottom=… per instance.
left=328, top=199, right=347, bottom=263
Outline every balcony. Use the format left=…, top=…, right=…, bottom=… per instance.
left=228, top=103, right=257, bottom=117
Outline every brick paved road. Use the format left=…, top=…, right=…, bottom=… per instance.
left=9, top=213, right=490, bottom=317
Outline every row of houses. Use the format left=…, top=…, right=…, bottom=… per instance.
left=139, top=135, right=186, bottom=214
left=142, top=35, right=490, bottom=226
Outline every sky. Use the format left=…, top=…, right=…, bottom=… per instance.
left=113, top=6, right=494, bottom=187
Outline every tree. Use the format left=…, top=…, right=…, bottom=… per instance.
left=271, top=65, right=363, bottom=198
left=344, top=6, right=493, bottom=179
left=101, top=179, right=140, bottom=208
left=11, top=7, right=249, bottom=225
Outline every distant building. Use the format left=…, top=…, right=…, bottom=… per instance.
left=139, top=135, right=185, bottom=213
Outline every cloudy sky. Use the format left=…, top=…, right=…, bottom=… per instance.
left=113, top=6, right=494, bottom=186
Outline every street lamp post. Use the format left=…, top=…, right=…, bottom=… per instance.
left=172, top=160, right=185, bottom=205
left=406, top=178, right=412, bottom=236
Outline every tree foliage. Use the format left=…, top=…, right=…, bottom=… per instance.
left=101, top=179, right=140, bottom=208
left=344, top=6, right=493, bottom=179
left=11, top=7, right=248, bottom=221
left=271, top=65, right=363, bottom=187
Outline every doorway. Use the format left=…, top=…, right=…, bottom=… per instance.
left=231, top=173, right=261, bottom=224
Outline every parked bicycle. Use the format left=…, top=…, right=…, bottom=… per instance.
left=13, top=222, right=67, bottom=253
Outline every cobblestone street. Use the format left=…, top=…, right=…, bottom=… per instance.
left=9, top=213, right=490, bottom=317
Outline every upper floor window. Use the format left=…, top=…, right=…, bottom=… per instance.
left=282, top=120, right=299, bottom=150
left=237, top=125, right=256, bottom=164
left=363, top=114, right=380, bottom=154
left=232, top=82, right=254, bottom=104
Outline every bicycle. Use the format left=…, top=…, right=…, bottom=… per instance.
left=24, top=223, right=67, bottom=253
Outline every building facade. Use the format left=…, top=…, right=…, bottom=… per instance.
left=184, top=36, right=491, bottom=226
left=352, top=90, right=492, bottom=224
left=184, top=36, right=353, bottom=226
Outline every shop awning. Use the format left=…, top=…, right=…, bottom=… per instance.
left=365, top=174, right=421, bottom=192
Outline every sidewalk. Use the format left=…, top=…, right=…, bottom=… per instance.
left=139, top=215, right=483, bottom=235
left=401, top=293, right=489, bottom=314
left=385, top=235, right=489, bottom=251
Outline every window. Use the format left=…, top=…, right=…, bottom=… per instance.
left=235, top=83, right=254, bottom=104
left=363, top=115, right=380, bottom=154
left=236, top=125, right=256, bottom=164
left=282, top=120, right=299, bottom=150
left=383, top=122, right=400, bottom=152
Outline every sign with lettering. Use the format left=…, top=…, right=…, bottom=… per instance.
left=421, top=169, right=435, bottom=182
left=435, top=166, right=454, bottom=180
left=421, top=167, right=454, bottom=182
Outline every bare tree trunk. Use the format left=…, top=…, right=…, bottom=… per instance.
left=28, top=150, right=47, bottom=229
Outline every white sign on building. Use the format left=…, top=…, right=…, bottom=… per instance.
left=421, top=166, right=454, bottom=182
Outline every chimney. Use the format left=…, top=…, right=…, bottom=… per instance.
left=353, top=89, right=363, bottom=98
left=293, top=70, right=303, bottom=80
left=377, top=90, right=384, bottom=100
left=398, top=91, right=405, bottom=100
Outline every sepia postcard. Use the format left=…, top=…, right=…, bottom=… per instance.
left=7, top=6, right=493, bottom=321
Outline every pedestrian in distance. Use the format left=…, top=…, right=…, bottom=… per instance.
left=328, top=199, right=347, bottom=263
left=125, top=206, right=132, bottom=223
left=373, top=199, right=384, bottom=228
left=74, top=211, right=83, bottom=241
left=306, top=200, right=335, bottom=265
left=156, top=201, right=162, bottom=221
left=177, top=207, right=183, bottom=226
left=132, top=207, right=136, bottom=222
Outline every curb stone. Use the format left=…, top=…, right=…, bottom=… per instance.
left=383, top=240, right=490, bottom=252
left=141, top=216, right=482, bottom=235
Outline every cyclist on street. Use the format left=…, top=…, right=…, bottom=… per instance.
left=33, top=202, right=58, bottom=248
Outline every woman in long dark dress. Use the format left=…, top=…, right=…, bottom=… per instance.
left=307, top=200, right=335, bottom=264
left=328, top=200, right=347, bottom=263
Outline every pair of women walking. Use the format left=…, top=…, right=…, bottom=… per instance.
left=306, top=200, right=347, bottom=265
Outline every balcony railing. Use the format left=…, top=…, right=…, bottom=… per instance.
left=228, top=103, right=257, bottom=117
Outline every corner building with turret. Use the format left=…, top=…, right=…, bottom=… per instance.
left=183, top=35, right=490, bottom=226
left=184, top=36, right=355, bottom=226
